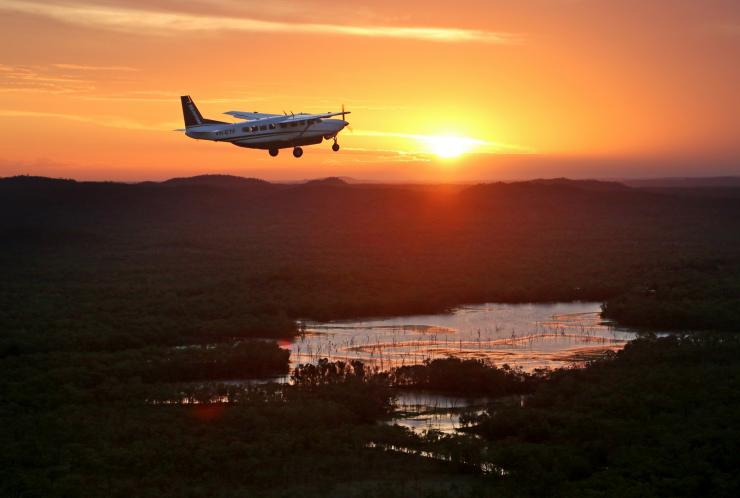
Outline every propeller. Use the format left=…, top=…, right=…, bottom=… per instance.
left=340, top=104, right=352, bottom=131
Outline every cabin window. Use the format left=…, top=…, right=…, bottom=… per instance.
left=242, top=127, right=249, bottom=133
left=250, top=126, right=258, bottom=132
left=269, top=124, right=276, bottom=130
left=259, top=126, right=267, bottom=131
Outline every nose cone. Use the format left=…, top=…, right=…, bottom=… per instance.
left=340, top=120, right=349, bottom=129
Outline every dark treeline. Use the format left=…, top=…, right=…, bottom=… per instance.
left=391, top=358, right=544, bottom=397
left=291, top=357, right=544, bottom=397
left=3, top=175, right=740, bottom=355
left=3, top=175, right=740, bottom=496
left=290, top=356, right=543, bottom=401
left=3, top=335, right=740, bottom=495
left=287, top=337, right=740, bottom=496
left=465, top=334, right=740, bottom=496
left=1, top=348, right=471, bottom=497
left=602, top=260, right=740, bottom=330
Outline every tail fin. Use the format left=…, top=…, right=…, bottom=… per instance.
left=180, top=95, right=228, bottom=127
left=181, top=95, right=204, bottom=127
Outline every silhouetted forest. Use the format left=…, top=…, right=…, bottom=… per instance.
left=2, top=174, right=740, bottom=496
left=3, top=175, right=740, bottom=354
left=466, top=334, right=740, bottom=496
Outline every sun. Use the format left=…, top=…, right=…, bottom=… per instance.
left=421, top=135, right=482, bottom=159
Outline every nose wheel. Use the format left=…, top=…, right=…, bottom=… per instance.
left=268, top=148, right=279, bottom=157
left=332, top=137, right=340, bottom=152
left=292, top=147, right=303, bottom=158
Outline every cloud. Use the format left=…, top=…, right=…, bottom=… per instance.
left=1, top=0, right=523, bottom=44
left=51, top=63, right=139, bottom=71
left=0, top=109, right=179, bottom=131
left=0, top=64, right=96, bottom=93
left=0, top=63, right=140, bottom=94
left=353, top=129, right=535, bottom=154
left=341, top=147, right=433, bottom=163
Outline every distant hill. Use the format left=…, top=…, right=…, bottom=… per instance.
left=464, top=178, right=632, bottom=198
left=0, top=175, right=77, bottom=187
left=161, top=174, right=272, bottom=188
left=0, top=176, right=648, bottom=207
left=527, top=177, right=630, bottom=191
left=623, top=177, right=740, bottom=188
left=302, top=177, right=348, bottom=187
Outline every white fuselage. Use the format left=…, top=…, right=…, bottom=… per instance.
left=185, top=117, right=348, bottom=150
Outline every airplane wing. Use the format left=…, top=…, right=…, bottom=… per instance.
left=299, top=111, right=351, bottom=120
left=224, top=111, right=282, bottom=121
left=225, top=110, right=350, bottom=123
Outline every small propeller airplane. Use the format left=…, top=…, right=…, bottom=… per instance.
left=178, top=95, right=350, bottom=158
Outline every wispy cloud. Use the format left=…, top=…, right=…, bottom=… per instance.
left=0, top=63, right=139, bottom=94
left=0, top=64, right=96, bottom=93
left=51, top=63, right=139, bottom=71
left=353, top=129, right=535, bottom=154
left=340, top=147, right=433, bottom=163
left=1, top=0, right=523, bottom=44
left=0, top=109, right=179, bottom=131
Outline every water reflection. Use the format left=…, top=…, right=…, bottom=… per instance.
left=290, top=302, right=636, bottom=371
left=392, top=391, right=490, bottom=434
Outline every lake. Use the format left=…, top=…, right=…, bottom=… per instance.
left=282, top=301, right=639, bottom=433
left=290, top=301, right=637, bottom=372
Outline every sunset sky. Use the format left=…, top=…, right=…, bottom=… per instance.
left=0, top=0, right=738, bottom=181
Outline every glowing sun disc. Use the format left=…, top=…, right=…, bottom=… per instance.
left=422, top=135, right=481, bottom=158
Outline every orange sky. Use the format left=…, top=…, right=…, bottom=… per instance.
left=0, top=0, right=738, bottom=181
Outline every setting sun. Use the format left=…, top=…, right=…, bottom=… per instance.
left=0, top=0, right=738, bottom=182
left=421, top=135, right=483, bottom=159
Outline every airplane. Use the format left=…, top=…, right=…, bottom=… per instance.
left=179, top=95, right=350, bottom=158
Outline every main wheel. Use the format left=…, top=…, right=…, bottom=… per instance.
left=268, top=148, right=279, bottom=157
left=292, top=147, right=303, bottom=158
left=332, top=143, right=340, bottom=152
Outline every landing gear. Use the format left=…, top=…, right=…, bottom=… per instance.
left=332, top=137, right=340, bottom=152
left=292, top=147, right=303, bottom=158
left=268, top=148, right=279, bottom=157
